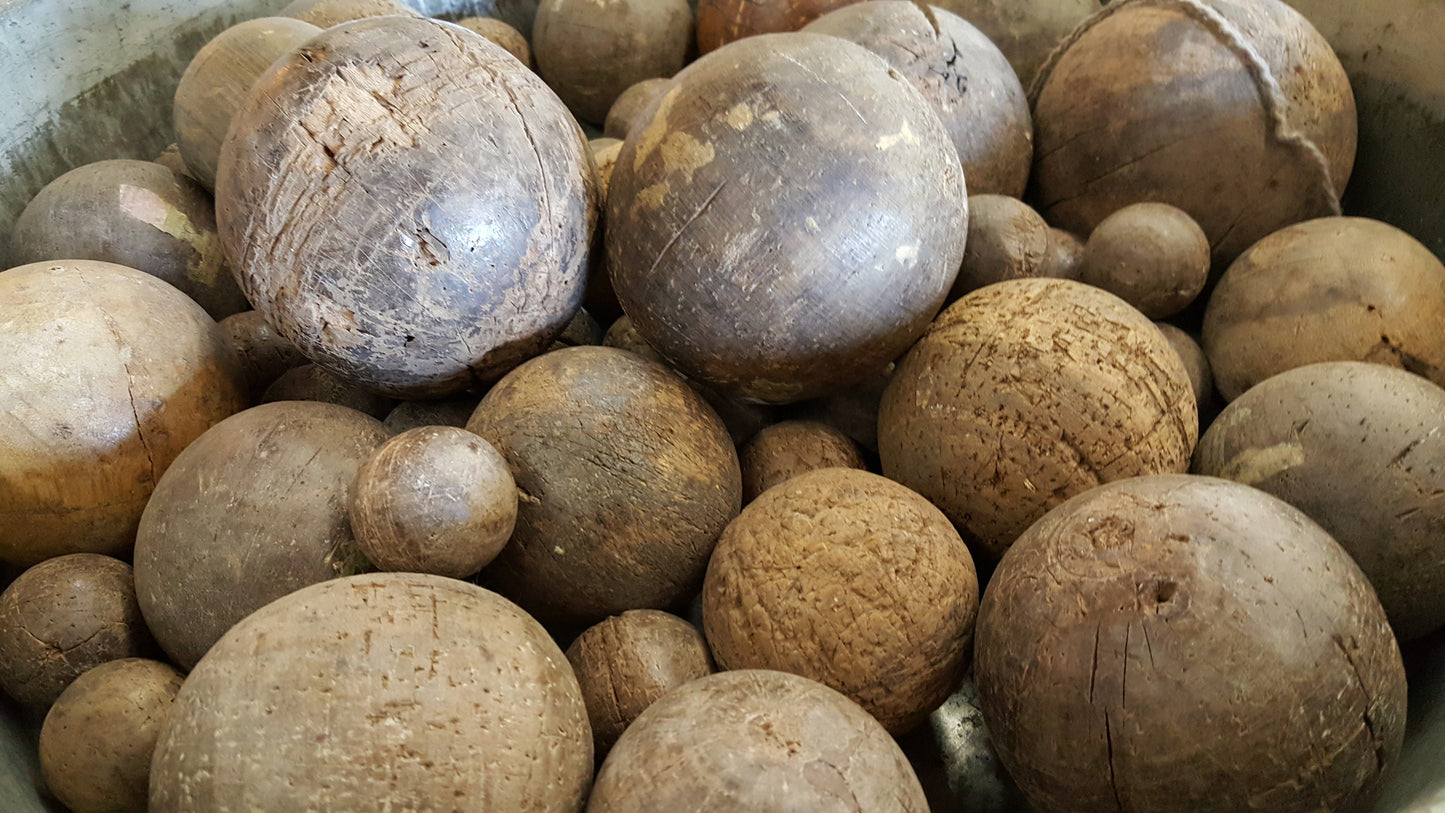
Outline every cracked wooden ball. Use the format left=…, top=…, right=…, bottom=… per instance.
left=702, top=468, right=979, bottom=734
left=217, top=16, right=597, bottom=398
left=607, top=32, right=967, bottom=404
left=1202, top=216, right=1445, bottom=401
left=974, top=474, right=1406, bottom=813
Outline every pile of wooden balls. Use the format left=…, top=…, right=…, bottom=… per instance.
left=2, top=0, right=1443, bottom=810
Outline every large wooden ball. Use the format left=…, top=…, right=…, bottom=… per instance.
left=217, top=17, right=597, bottom=398
left=974, top=475, right=1406, bottom=813
left=1203, top=216, right=1445, bottom=401
left=608, top=33, right=967, bottom=403
left=149, top=573, right=592, bottom=812
left=134, top=402, right=390, bottom=669
left=804, top=1, right=1032, bottom=197
left=466, top=346, right=741, bottom=626
left=1031, top=0, right=1357, bottom=269
left=879, top=279, right=1197, bottom=559
left=0, top=260, right=246, bottom=565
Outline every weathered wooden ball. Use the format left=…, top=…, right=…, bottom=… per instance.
left=217, top=17, right=597, bottom=398
left=382, top=392, right=484, bottom=433
left=695, top=0, right=862, bottom=53
left=0, top=260, right=247, bottom=565
left=1080, top=202, right=1209, bottom=319
left=1031, top=0, right=1357, bottom=268
left=604, top=77, right=672, bottom=140
left=261, top=363, right=396, bottom=418
left=350, top=426, right=518, bottom=579
left=564, top=609, right=714, bottom=754
left=609, top=33, right=967, bottom=403
left=149, top=574, right=593, bottom=812
left=1196, top=362, right=1445, bottom=641
left=738, top=420, right=865, bottom=503
left=217, top=310, right=310, bottom=399
left=467, top=346, right=741, bottom=626
left=134, top=401, right=389, bottom=669
left=39, top=659, right=182, bottom=813
left=0, top=555, right=156, bottom=709
left=10, top=160, right=247, bottom=319
left=975, top=475, right=1406, bottom=813
left=951, top=195, right=1053, bottom=299
left=1155, top=322, right=1214, bottom=406
left=456, top=16, right=531, bottom=65
left=1039, top=227, right=1085, bottom=280
left=804, top=1, right=1032, bottom=197
left=533, top=0, right=692, bottom=125
left=792, top=363, right=893, bottom=454
left=929, top=0, right=1102, bottom=86
left=278, top=0, right=421, bottom=28
left=174, top=17, right=322, bottom=190
left=879, top=279, right=1197, bottom=559
left=589, top=670, right=929, bottom=811
left=1203, top=216, right=1445, bottom=401
left=703, top=469, right=979, bottom=734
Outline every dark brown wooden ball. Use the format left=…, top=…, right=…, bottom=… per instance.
left=695, top=0, right=862, bottom=53
left=217, top=17, right=597, bottom=398
left=1039, top=227, right=1085, bottom=280
left=975, top=475, right=1406, bottom=813
left=0, top=555, right=156, bottom=708
left=950, top=195, right=1053, bottom=300
left=217, top=310, right=310, bottom=399
left=455, top=17, right=531, bottom=66
left=467, top=346, right=741, bottom=626
left=134, top=402, right=389, bottom=669
left=564, top=609, right=714, bottom=754
left=604, top=78, right=672, bottom=140
left=1080, top=202, right=1210, bottom=319
left=278, top=0, right=421, bottom=28
left=261, top=363, right=396, bottom=418
left=738, top=420, right=865, bottom=503
left=589, top=670, right=929, bottom=811
left=382, top=392, right=484, bottom=434
left=791, top=363, right=893, bottom=454
left=1155, top=322, right=1214, bottom=406
left=608, top=33, right=967, bottom=403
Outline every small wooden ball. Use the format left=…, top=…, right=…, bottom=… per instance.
left=791, top=363, right=893, bottom=454
left=951, top=195, right=1053, bottom=299
left=1155, top=322, right=1214, bottom=406
left=1039, top=227, right=1085, bottom=281
left=1080, top=202, right=1209, bottom=319
left=604, top=78, right=672, bottom=140
left=152, top=144, right=194, bottom=181
left=38, top=659, right=182, bottom=813
left=261, top=363, right=396, bottom=418
left=0, top=555, right=156, bottom=708
left=350, top=426, right=518, bottom=579
left=455, top=17, right=531, bottom=66
left=696, top=0, right=862, bottom=53
left=738, top=420, right=865, bottom=502
left=564, top=609, right=714, bottom=754
left=217, top=310, right=310, bottom=399
left=382, top=393, right=484, bottom=434
left=927, top=0, right=1102, bottom=86
left=278, top=0, right=421, bottom=28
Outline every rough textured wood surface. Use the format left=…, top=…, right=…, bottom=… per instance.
left=695, top=0, right=863, bottom=53
left=1195, top=362, right=1445, bottom=641
left=1155, top=322, right=1214, bottom=405
left=929, top=0, right=1102, bottom=86
left=702, top=469, right=978, bottom=734
left=0, top=555, right=156, bottom=708
left=588, top=669, right=929, bottom=811
left=974, top=475, right=1407, bottom=813
left=738, top=420, right=865, bottom=503
left=217, top=17, right=597, bottom=397
left=279, top=0, right=422, bottom=28
left=149, top=574, right=593, bottom=812
left=133, top=401, right=390, bottom=669
left=456, top=16, right=531, bottom=66
left=218, top=310, right=311, bottom=399
left=608, top=33, right=967, bottom=403
left=0, top=260, right=247, bottom=565
left=1203, top=216, right=1445, bottom=401
left=1030, top=0, right=1357, bottom=270
left=350, top=426, right=518, bottom=578
left=564, top=609, right=714, bottom=754
left=38, top=658, right=182, bottom=813
left=261, top=363, right=397, bottom=418
left=174, top=17, right=322, bottom=190
left=804, top=2, right=1033, bottom=197
left=604, top=78, right=672, bottom=140
left=467, top=346, right=741, bottom=626
left=879, top=279, right=1198, bottom=558
left=951, top=195, right=1053, bottom=299
left=1080, top=202, right=1210, bottom=319
left=533, top=0, right=692, bottom=125
left=10, top=160, right=248, bottom=319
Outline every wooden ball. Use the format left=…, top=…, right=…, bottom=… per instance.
left=149, top=574, right=592, bottom=811
left=10, top=160, right=247, bottom=319
left=738, top=420, right=865, bottom=503
left=174, top=17, right=322, bottom=190
left=589, top=670, right=928, bottom=811
left=1031, top=0, right=1356, bottom=268
left=703, top=469, right=978, bottom=733
left=467, top=346, right=741, bottom=626
left=602, top=314, right=668, bottom=365
left=695, top=0, right=861, bottom=53
left=1080, top=202, right=1209, bottom=319
left=604, top=77, right=672, bottom=140
left=1155, top=322, right=1214, bottom=406
left=261, top=363, right=396, bottom=418
left=0, top=555, right=156, bottom=708
left=951, top=195, right=1053, bottom=299
left=928, top=0, right=1102, bottom=86
left=1039, top=227, right=1085, bottom=280
left=152, top=144, right=193, bottom=181
left=879, top=279, right=1197, bottom=559
left=974, top=475, right=1406, bottom=813
left=1195, top=362, right=1445, bottom=641
left=278, top=0, right=421, bottom=28
left=134, top=402, right=389, bottom=669
left=609, top=33, right=967, bottom=403
left=382, top=393, right=484, bottom=434
left=804, top=2, right=1032, bottom=197
left=0, top=260, right=247, bottom=565
left=217, top=310, right=310, bottom=399
left=217, top=17, right=597, bottom=398
left=564, top=609, right=714, bottom=754
left=350, top=426, right=518, bottom=578
left=1203, top=216, right=1445, bottom=401
left=39, top=659, right=182, bottom=813
left=533, top=0, right=692, bottom=125
left=455, top=17, right=531, bottom=66
left=791, top=363, right=893, bottom=454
